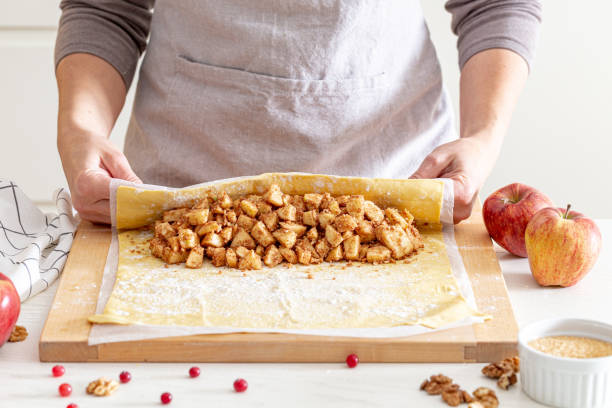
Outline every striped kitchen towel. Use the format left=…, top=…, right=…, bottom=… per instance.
left=0, top=181, right=77, bottom=301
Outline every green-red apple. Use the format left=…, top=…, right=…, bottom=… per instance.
left=0, top=272, right=20, bottom=346
left=483, top=183, right=554, bottom=257
left=525, top=205, right=602, bottom=287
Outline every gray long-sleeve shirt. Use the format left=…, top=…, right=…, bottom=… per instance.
left=55, top=0, right=542, bottom=89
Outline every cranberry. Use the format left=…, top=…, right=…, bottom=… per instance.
left=52, top=365, right=65, bottom=377
left=119, top=371, right=132, bottom=383
left=189, top=366, right=200, bottom=378
left=346, top=353, right=359, bottom=368
left=233, top=378, right=248, bottom=392
left=66, top=404, right=78, bottom=408
left=160, top=392, right=172, bottom=404
left=58, top=383, right=72, bottom=397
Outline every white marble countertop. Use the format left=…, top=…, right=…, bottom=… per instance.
left=1, top=220, right=610, bottom=408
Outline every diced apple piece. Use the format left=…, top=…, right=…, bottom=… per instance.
left=155, top=222, right=176, bottom=240
left=356, top=220, right=376, bottom=243
left=237, top=214, right=256, bottom=231
left=230, top=229, right=256, bottom=249
left=186, top=208, right=209, bottom=225
left=150, top=237, right=166, bottom=258
left=167, top=236, right=180, bottom=253
left=201, top=232, right=224, bottom=248
left=302, top=210, right=318, bottom=227
left=260, top=212, right=279, bottom=232
left=366, top=245, right=391, bottom=263
left=400, top=208, right=415, bottom=225
left=251, top=221, right=276, bottom=247
left=336, top=195, right=350, bottom=206
left=225, top=210, right=237, bottom=224
left=277, top=204, right=297, bottom=222
left=162, top=247, right=188, bottom=264
left=364, top=201, right=384, bottom=223
left=178, top=228, right=198, bottom=249
left=238, top=250, right=263, bottom=270
left=346, top=196, right=365, bottom=219
left=279, top=247, right=298, bottom=264
left=263, top=184, right=284, bottom=207
left=257, top=201, right=273, bottom=215
left=318, top=210, right=336, bottom=229
left=296, top=246, right=312, bottom=265
left=289, top=195, right=306, bottom=212
left=240, top=199, right=259, bottom=218
left=163, top=208, right=188, bottom=222
left=195, top=221, right=221, bottom=236
left=326, top=245, right=343, bottom=262
left=226, top=248, right=238, bottom=268
left=333, top=214, right=358, bottom=233
left=279, top=222, right=307, bottom=237
left=219, top=226, right=234, bottom=245
left=218, top=191, right=233, bottom=209
left=325, top=225, right=343, bottom=247
left=385, top=208, right=409, bottom=229
left=376, top=225, right=414, bottom=259
left=314, top=239, right=330, bottom=259
left=234, top=246, right=250, bottom=258
left=186, top=246, right=204, bottom=268
left=343, top=235, right=360, bottom=260
left=303, top=193, right=323, bottom=210
left=273, top=228, right=298, bottom=248
left=263, top=245, right=283, bottom=268
left=210, top=247, right=226, bottom=267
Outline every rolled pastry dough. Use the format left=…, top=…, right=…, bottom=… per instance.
left=90, top=174, right=486, bottom=330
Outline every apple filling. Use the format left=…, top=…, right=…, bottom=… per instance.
left=147, top=184, right=423, bottom=270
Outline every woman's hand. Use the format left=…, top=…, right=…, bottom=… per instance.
left=59, top=131, right=141, bottom=224
left=410, top=133, right=501, bottom=223
left=56, top=53, right=137, bottom=224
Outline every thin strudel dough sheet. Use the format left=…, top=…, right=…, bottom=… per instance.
left=88, top=173, right=488, bottom=343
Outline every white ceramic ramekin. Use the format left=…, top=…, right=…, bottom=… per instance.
left=518, top=318, right=612, bottom=408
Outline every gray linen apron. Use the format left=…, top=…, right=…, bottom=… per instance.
left=124, top=0, right=456, bottom=187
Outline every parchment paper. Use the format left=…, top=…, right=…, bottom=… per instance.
left=89, top=174, right=485, bottom=345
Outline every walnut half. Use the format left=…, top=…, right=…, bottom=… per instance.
left=86, top=377, right=120, bottom=397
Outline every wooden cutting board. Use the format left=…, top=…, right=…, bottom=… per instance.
left=39, top=205, right=518, bottom=363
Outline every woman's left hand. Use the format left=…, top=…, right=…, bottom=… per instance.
left=410, top=134, right=501, bottom=223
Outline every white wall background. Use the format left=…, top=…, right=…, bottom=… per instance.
left=1, top=1, right=611, bottom=217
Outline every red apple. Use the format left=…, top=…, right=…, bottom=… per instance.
left=525, top=205, right=601, bottom=287
left=483, top=183, right=554, bottom=257
left=0, top=272, right=20, bottom=346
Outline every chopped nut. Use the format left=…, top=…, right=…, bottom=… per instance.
left=497, top=372, right=517, bottom=390
left=8, top=325, right=28, bottom=342
left=482, top=356, right=520, bottom=390
left=468, top=387, right=498, bottom=408
left=420, top=374, right=454, bottom=395
left=86, top=377, right=119, bottom=397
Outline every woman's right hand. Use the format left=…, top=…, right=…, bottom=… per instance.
left=58, top=131, right=141, bottom=224
left=56, top=53, right=139, bottom=224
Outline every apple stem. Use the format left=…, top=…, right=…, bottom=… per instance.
left=564, top=204, right=571, bottom=219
